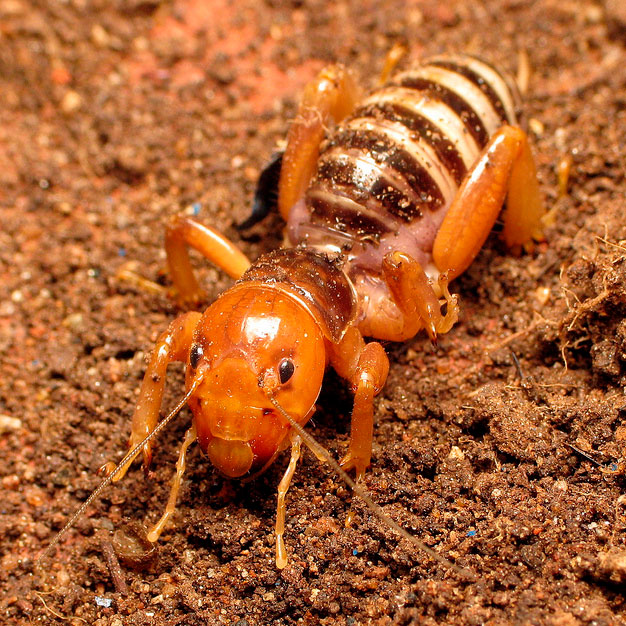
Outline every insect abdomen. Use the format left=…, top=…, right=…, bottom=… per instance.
left=298, top=55, right=520, bottom=257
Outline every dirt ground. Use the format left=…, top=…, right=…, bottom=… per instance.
left=2, top=0, right=626, bottom=624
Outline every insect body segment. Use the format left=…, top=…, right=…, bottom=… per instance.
left=186, top=256, right=347, bottom=478
left=288, top=55, right=521, bottom=253
left=44, top=54, right=544, bottom=572
left=108, top=245, right=388, bottom=565
left=284, top=54, right=543, bottom=342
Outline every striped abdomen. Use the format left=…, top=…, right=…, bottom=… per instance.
left=289, top=55, right=520, bottom=271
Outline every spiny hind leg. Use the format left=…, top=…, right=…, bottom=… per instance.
left=165, top=215, right=251, bottom=306
left=118, top=216, right=252, bottom=306
left=113, top=311, right=201, bottom=481
left=375, top=126, right=543, bottom=343
left=433, top=124, right=545, bottom=282
left=330, top=328, right=390, bottom=483
left=275, top=433, right=302, bottom=569
left=147, top=425, right=197, bottom=542
left=278, top=65, right=360, bottom=219
left=381, top=252, right=460, bottom=343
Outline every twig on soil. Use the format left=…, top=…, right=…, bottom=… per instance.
left=484, top=317, right=545, bottom=352
left=563, top=288, right=611, bottom=332
left=504, top=382, right=579, bottom=390
left=509, top=350, right=525, bottom=380
left=566, top=443, right=603, bottom=467
left=34, top=591, right=87, bottom=623
left=595, top=235, right=626, bottom=254
left=101, top=538, right=128, bottom=595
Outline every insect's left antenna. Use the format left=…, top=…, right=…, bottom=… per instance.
left=36, top=373, right=204, bottom=567
left=268, top=395, right=476, bottom=581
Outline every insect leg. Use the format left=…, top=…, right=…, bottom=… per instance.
left=378, top=42, right=407, bottom=85
left=275, top=432, right=302, bottom=569
left=146, top=424, right=197, bottom=542
left=114, top=311, right=202, bottom=481
left=433, top=124, right=545, bottom=282
left=500, top=128, right=545, bottom=250
left=278, top=65, right=360, bottom=219
left=382, top=251, right=460, bottom=343
left=165, top=215, right=251, bottom=305
left=330, top=328, right=390, bottom=482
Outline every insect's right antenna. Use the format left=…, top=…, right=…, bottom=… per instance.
left=269, top=395, right=476, bottom=581
left=36, top=373, right=205, bottom=567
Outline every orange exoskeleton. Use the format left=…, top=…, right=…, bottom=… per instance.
left=41, top=52, right=544, bottom=574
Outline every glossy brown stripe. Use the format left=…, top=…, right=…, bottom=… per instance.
left=316, top=154, right=427, bottom=223
left=307, top=185, right=397, bottom=236
left=427, top=60, right=510, bottom=123
left=323, top=125, right=447, bottom=210
left=354, top=101, right=468, bottom=185
left=392, top=75, right=489, bottom=146
left=326, top=123, right=392, bottom=160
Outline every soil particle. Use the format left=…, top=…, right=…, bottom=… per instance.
left=3, top=0, right=626, bottom=624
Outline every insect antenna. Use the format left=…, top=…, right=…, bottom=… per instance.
left=36, top=373, right=205, bottom=567
left=268, top=395, right=475, bottom=581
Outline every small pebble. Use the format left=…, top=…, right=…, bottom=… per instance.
left=61, top=90, right=82, bottom=114
left=528, top=118, right=544, bottom=136
left=112, top=522, right=157, bottom=569
left=534, top=286, right=551, bottom=307
left=91, top=24, right=110, bottom=47
left=0, top=415, right=22, bottom=433
left=448, top=445, right=465, bottom=460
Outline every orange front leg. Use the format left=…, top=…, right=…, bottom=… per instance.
left=165, top=215, right=251, bottom=305
left=113, top=311, right=201, bottom=481
left=433, top=125, right=545, bottom=281
left=278, top=65, right=360, bottom=219
left=330, top=327, right=389, bottom=482
left=382, top=252, right=460, bottom=343
left=275, top=432, right=302, bottom=569
left=146, top=424, right=197, bottom=542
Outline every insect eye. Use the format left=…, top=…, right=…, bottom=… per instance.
left=278, top=358, right=295, bottom=384
left=189, top=343, right=204, bottom=369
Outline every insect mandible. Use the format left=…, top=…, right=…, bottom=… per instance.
left=41, top=51, right=545, bottom=573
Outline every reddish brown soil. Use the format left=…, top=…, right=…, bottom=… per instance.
left=2, top=1, right=626, bottom=624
